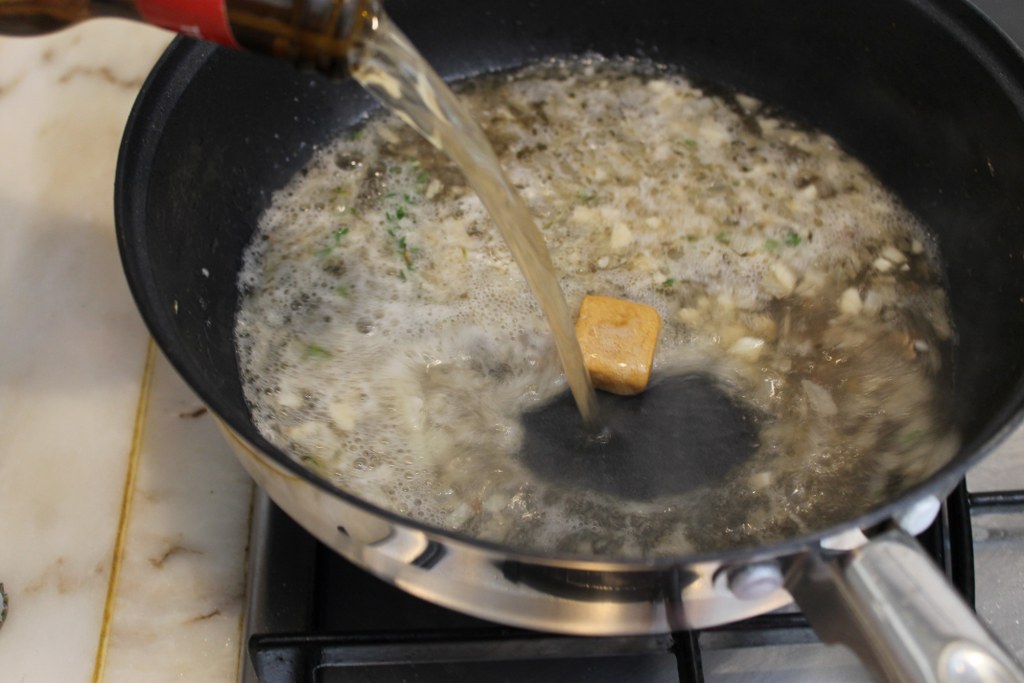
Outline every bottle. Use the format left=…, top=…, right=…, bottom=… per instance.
left=0, top=0, right=377, bottom=75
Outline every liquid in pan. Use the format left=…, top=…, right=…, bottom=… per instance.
left=235, top=57, right=959, bottom=557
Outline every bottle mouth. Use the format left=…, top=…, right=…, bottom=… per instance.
left=225, top=0, right=382, bottom=74
left=291, top=0, right=377, bottom=70
left=330, top=0, right=381, bottom=64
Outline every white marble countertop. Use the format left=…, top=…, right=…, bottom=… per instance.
left=3, top=17, right=1024, bottom=683
left=0, top=21, right=253, bottom=683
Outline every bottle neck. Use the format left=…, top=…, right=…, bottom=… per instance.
left=227, top=0, right=377, bottom=74
left=131, top=0, right=377, bottom=75
left=0, top=0, right=377, bottom=77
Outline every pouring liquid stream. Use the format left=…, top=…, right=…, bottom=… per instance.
left=348, top=10, right=601, bottom=427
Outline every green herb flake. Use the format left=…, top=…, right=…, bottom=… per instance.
left=684, top=138, right=698, bottom=148
left=399, top=270, right=407, bottom=281
left=715, top=230, right=732, bottom=245
left=577, top=189, right=598, bottom=203
left=784, top=230, right=802, bottom=246
left=396, top=206, right=406, bottom=220
left=333, top=227, right=350, bottom=242
left=899, top=429, right=925, bottom=448
left=661, top=278, right=677, bottom=287
left=304, top=343, right=331, bottom=359
left=764, top=237, right=781, bottom=251
left=416, top=170, right=430, bottom=184
left=336, top=285, right=350, bottom=298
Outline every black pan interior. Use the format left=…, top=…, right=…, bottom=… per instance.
left=116, top=0, right=1024, bottom=554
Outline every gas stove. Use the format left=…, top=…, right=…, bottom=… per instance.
left=239, top=464, right=1023, bottom=683
left=238, top=1, right=1024, bottom=680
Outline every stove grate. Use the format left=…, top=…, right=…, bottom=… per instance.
left=246, top=480, right=1024, bottom=683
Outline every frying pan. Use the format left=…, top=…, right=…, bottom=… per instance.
left=115, top=0, right=1024, bottom=680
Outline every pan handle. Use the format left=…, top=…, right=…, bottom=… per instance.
left=785, top=527, right=1024, bottom=683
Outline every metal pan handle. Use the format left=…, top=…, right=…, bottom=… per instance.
left=786, top=527, right=1024, bottom=683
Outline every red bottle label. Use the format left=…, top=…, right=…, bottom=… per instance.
left=136, top=0, right=239, bottom=48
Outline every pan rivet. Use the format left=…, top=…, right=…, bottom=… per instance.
left=727, top=562, right=784, bottom=601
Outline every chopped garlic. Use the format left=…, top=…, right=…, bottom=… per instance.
left=677, top=307, right=702, bottom=326
left=796, top=268, right=826, bottom=298
left=720, top=324, right=750, bottom=349
left=735, top=93, right=762, bottom=113
left=377, top=126, right=400, bottom=144
left=749, top=470, right=773, bottom=490
left=647, top=79, right=671, bottom=93
left=863, top=290, right=884, bottom=316
left=698, top=120, right=731, bottom=147
left=802, top=379, right=838, bottom=416
left=572, top=205, right=601, bottom=226
left=873, top=257, right=894, bottom=273
left=881, top=245, right=906, bottom=264
left=483, top=494, right=506, bottom=513
left=769, top=263, right=797, bottom=297
left=839, top=287, right=863, bottom=316
left=285, top=421, right=328, bottom=442
left=797, top=184, right=818, bottom=201
left=651, top=142, right=673, bottom=162
left=609, top=222, right=634, bottom=250
left=448, top=503, right=474, bottom=528
left=729, top=336, right=766, bottom=362
left=329, top=401, right=357, bottom=432
left=277, top=390, right=303, bottom=409
left=425, top=178, right=443, bottom=199
left=747, top=315, right=777, bottom=340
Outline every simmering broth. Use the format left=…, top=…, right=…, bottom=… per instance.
left=235, top=57, right=958, bottom=556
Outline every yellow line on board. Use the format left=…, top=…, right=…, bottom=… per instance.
left=91, top=339, right=156, bottom=683
left=233, top=485, right=257, bottom=683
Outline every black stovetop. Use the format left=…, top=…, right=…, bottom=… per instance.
left=240, top=480, right=998, bottom=683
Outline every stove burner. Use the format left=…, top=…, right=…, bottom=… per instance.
left=240, top=483, right=982, bottom=683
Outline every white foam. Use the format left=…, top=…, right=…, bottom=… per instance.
left=236, top=57, right=958, bottom=558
